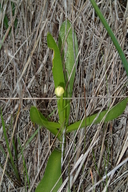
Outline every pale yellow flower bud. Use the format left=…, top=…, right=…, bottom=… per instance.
left=55, top=86, right=64, bottom=97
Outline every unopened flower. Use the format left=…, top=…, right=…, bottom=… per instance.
left=55, top=86, right=64, bottom=97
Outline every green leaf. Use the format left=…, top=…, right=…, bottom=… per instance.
left=47, top=33, right=65, bottom=89
left=58, top=20, right=78, bottom=97
left=35, top=149, right=62, bottom=192
left=67, top=98, right=128, bottom=132
left=90, top=0, right=128, bottom=75
left=47, top=33, right=66, bottom=132
left=58, top=20, right=78, bottom=125
left=30, top=106, right=61, bottom=139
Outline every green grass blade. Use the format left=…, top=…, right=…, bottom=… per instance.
left=35, top=149, right=62, bottom=192
left=12, top=138, right=18, bottom=164
left=3, top=15, right=9, bottom=29
left=0, top=3, right=9, bottom=29
left=30, top=106, right=61, bottom=139
left=0, top=144, right=7, bottom=157
left=17, top=137, right=30, bottom=188
left=0, top=143, right=18, bottom=173
left=18, top=126, right=41, bottom=158
left=0, top=35, right=5, bottom=49
left=0, top=161, right=20, bottom=185
left=90, top=0, right=128, bottom=75
left=1, top=113, right=20, bottom=181
left=11, top=2, right=15, bottom=16
left=67, top=98, right=128, bottom=132
left=0, top=2, right=18, bottom=49
left=11, top=2, right=18, bottom=29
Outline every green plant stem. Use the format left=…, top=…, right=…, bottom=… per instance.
left=57, top=95, right=66, bottom=165
left=58, top=95, right=64, bottom=128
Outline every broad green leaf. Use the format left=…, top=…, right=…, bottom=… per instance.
left=47, top=33, right=65, bottom=89
left=30, top=106, right=61, bottom=139
left=58, top=20, right=78, bottom=97
left=58, top=20, right=78, bottom=125
left=90, top=0, right=128, bottom=75
left=67, top=98, right=128, bottom=132
left=35, top=149, right=62, bottom=192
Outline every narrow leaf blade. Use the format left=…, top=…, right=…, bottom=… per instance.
left=67, top=98, right=128, bottom=132
left=90, top=0, right=128, bottom=75
left=47, top=33, right=65, bottom=89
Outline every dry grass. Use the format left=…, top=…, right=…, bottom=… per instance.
left=0, top=0, right=128, bottom=191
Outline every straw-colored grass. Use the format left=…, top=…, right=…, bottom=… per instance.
left=0, top=0, right=128, bottom=191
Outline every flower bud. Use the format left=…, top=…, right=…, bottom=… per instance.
left=55, top=86, right=64, bottom=97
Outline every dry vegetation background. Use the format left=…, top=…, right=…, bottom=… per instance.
left=0, top=0, right=128, bottom=191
